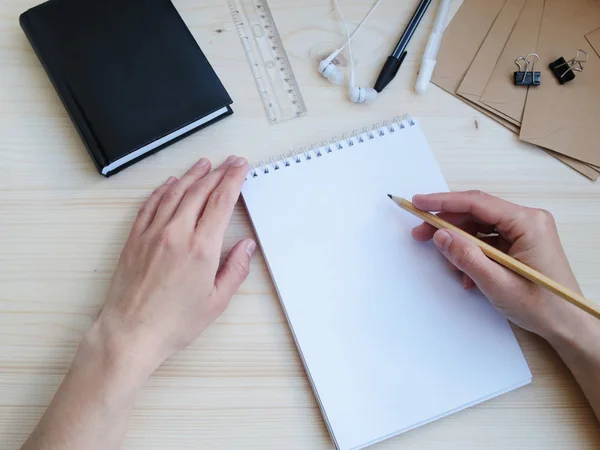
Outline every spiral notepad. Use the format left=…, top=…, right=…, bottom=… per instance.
left=242, top=116, right=531, bottom=450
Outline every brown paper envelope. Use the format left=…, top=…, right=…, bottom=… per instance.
left=432, top=0, right=507, bottom=95
left=456, top=0, right=528, bottom=118
left=432, top=0, right=598, bottom=179
left=586, top=27, right=600, bottom=58
left=451, top=96, right=598, bottom=180
left=479, top=0, right=545, bottom=124
left=547, top=152, right=600, bottom=180
left=482, top=109, right=600, bottom=180
left=520, top=0, right=600, bottom=166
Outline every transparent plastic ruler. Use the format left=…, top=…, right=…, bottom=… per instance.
left=227, top=0, right=307, bottom=123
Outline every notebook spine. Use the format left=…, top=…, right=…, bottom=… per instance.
left=20, top=8, right=109, bottom=174
left=247, top=114, right=415, bottom=179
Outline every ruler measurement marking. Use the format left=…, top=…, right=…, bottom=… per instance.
left=227, top=0, right=306, bottom=123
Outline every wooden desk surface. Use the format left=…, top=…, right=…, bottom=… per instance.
left=1, top=0, right=600, bottom=448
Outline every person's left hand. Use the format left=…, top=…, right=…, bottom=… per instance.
left=88, top=155, right=255, bottom=377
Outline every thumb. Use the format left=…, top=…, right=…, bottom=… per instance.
left=213, top=238, right=256, bottom=304
left=433, top=229, right=513, bottom=294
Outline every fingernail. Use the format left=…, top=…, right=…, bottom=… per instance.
left=166, top=176, right=177, bottom=185
left=196, top=158, right=209, bottom=166
left=245, top=239, right=256, bottom=257
left=433, top=230, right=452, bottom=251
left=233, top=157, right=248, bottom=167
left=226, top=155, right=237, bottom=163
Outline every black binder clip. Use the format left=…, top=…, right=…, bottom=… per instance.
left=549, top=49, right=588, bottom=84
left=514, top=53, right=541, bottom=86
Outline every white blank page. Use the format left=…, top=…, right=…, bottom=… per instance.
left=242, top=119, right=531, bottom=450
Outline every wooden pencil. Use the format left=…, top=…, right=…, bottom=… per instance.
left=388, top=195, right=600, bottom=320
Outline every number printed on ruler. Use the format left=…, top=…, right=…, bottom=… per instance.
left=227, top=0, right=307, bottom=123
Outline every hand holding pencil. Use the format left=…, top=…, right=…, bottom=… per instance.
left=390, top=191, right=595, bottom=340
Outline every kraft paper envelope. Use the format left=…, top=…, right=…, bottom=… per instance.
left=433, top=0, right=599, bottom=179
left=457, top=0, right=528, bottom=124
left=545, top=151, right=599, bottom=180
left=479, top=0, right=545, bottom=125
left=586, top=27, right=600, bottom=58
left=520, top=0, right=600, bottom=167
left=432, top=0, right=507, bottom=95
left=554, top=157, right=600, bottom=181
left=476, top=0, right=600, bottom=179
left=432, top=0, right=522, bottom=132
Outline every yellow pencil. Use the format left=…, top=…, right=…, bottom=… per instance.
left=388, top=195, right=600, bottom=320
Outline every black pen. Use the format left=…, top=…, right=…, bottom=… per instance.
left=374, top=0, right=433, bottom=93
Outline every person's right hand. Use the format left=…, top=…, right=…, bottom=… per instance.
left=410, top=190, right=586, bottom=339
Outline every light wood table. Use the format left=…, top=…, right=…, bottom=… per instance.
left=1, top=0, right=600, bottom=448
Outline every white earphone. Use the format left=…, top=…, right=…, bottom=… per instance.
left=318, top=0, right=382, bottom=104
left=318, top=54, right=344, bottom=85
left=348, top=86, right=378, bottom=103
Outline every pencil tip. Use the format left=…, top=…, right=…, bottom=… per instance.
left=387, top=194, right=392, bottom=199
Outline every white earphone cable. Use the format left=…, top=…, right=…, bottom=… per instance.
left=324, top=0, right=382, bottom=103
left=335, top=0, right=383, bottom=56
left=332, top=0, right=355, bottom=87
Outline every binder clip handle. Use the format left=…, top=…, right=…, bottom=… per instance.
left=549, top=49, right=588, bottom=84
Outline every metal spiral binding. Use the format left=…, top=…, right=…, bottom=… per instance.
left=247, top=114, right=414, bottom=178
left=291, top=150, right=301, bottom=163
left=331, top=136, right=343, bottom=150
left=353, top=129, right=365, bottom=143
left=311, top=144, right=322, bottom=157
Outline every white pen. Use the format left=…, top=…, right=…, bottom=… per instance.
left=415, top=0, right=452, bottom=95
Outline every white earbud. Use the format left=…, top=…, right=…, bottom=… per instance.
left=318, top=57, right=344, bottom=85
left=326, top=0, right=383, bottom=104
left=348, top=86, right=378, bottom=104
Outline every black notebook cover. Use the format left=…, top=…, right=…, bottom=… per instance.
left=20, top=0, right=233, bottom=176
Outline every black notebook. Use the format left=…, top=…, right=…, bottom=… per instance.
left=20, top=0, right=233, bottom=177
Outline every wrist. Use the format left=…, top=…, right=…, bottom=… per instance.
left=542, top=303, right=600, bottom=361
left=80, top=321, right=156, bottom=390
left=526, top=281, right=587, bottom=344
